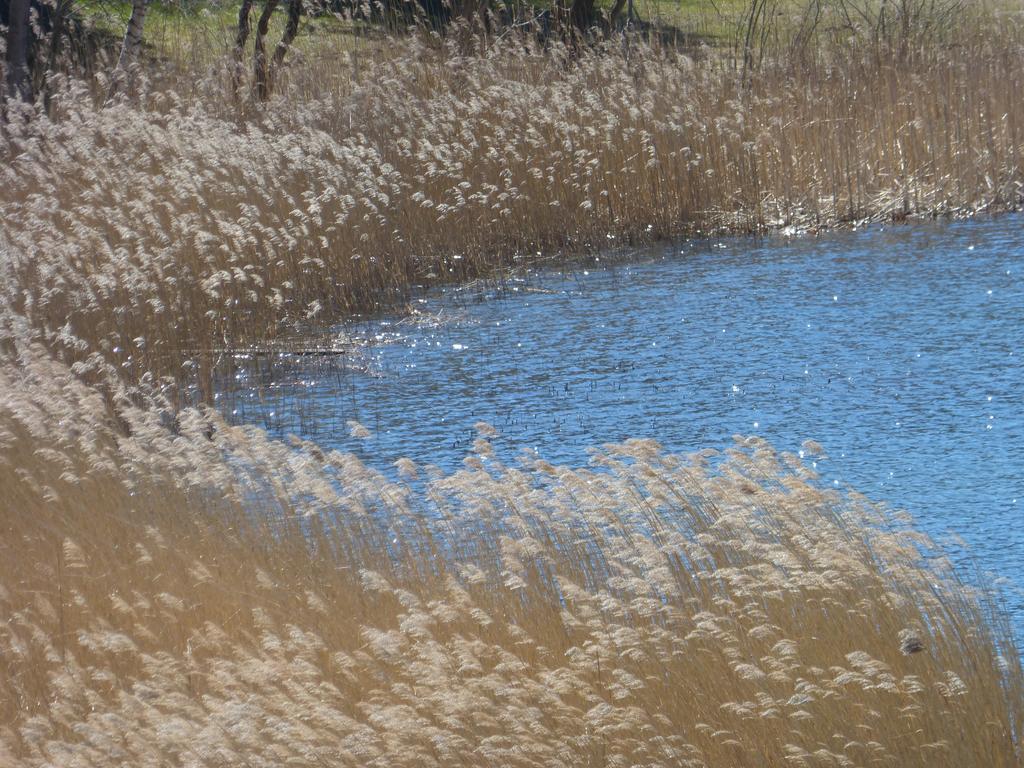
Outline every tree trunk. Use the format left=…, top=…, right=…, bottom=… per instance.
left=270, top=0, right=302, bottom=76
left=569, top=0, right=597, bottom=32
left=253, top=0, right=280, bottom=101
left=109, top=0, right=149, bottom=97
left=250, top=0, right=302, bottom=101
left=233, top=0, right=256, bottom=94
left=608, top=0, right=626, bottom=29
left=45, top=0, right=69, bottom=79
left=4, top=0, right=33, bottom=103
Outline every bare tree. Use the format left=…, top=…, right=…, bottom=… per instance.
left=741, top=0, right=778, bottom=81
left=790, top=0, right=966, bottom=59
left=108, top=0, right=150, bottom=97
left=4, top=0, right=33, bottom=103
left=568, top=0, right=598, bottom=32
left=236, top=0, right=303, bottom=101
left=233, top=0, right=257, bottom=93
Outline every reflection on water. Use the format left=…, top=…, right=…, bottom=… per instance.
left=219, top=215, right=1024, bottom=620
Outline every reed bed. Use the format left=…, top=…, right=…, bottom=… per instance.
left=1, top=339, right=1022, bottom=767
left=3, top=11, right=1024, bottom=766
left=3, top=22, right=1024, bottom=389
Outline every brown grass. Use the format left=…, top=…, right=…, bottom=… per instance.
left=2, top=9, right=1024, bottom=766
left=2, top=20, right=1024, bottom=391
left=1, top=342, right=1022, bottom=766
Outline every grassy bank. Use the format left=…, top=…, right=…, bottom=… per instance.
left=3, top=26, right=1024, bottom=391
left=2, top=344, right=1022, bottom=765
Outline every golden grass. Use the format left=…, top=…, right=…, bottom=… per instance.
left=4, top=24, right=1024, bottom=393
left=1, top=342, right=1022, bottom=766
left=2, top=10, right=1024, bottom=765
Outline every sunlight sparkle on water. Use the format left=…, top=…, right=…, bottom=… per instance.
left=222, top=215, right=1024, bottom=628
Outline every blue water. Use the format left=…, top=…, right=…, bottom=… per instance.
left=223, top=216, right=1024, bottom=620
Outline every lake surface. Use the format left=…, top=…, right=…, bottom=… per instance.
left=221, top=216, right=1024, bottom=622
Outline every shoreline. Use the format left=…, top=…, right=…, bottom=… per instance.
left=3, top=27, right=1024, bottom=761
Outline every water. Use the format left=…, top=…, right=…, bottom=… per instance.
left=222, top=216, right=1024, bottom=620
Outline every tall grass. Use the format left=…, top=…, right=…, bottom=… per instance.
left=3, top=9, right=1024, bottom=765
left=1, top=340, right=1022, bottom=766
left=3, top=21, right=1024, bottom=390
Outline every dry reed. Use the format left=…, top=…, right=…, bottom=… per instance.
left=2, top=20, right=1023, bottom=389
left=2, top=9, right=1024, bottom=766
left=1, top=339, right=1022, bottom=766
